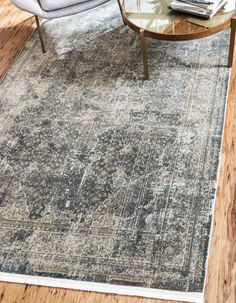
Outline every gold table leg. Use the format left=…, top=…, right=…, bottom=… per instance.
left=228, top=17, right=236, bottom=67
left=140, top=29, right=149, bottom=80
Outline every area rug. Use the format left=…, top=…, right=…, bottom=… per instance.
left=0, top=0, right=230, bottom=302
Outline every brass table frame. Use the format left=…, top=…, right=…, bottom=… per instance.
left=139, top=17, right=236, bottom=80
left=118, top=0, right=236, bottom=80
left=229, top=17, right=236, bottom=67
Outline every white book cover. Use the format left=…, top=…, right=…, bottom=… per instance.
left=170, top=0, right=227, bottom=18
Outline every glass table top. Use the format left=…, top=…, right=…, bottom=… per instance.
left=119, top=0, right=236, bottom=37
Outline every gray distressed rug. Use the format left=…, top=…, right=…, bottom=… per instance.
left=0, top=0, right=230, bottom=300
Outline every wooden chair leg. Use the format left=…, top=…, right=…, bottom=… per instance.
left=35, top=15, right=46, bottom=53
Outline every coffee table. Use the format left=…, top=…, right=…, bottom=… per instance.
left=117, top=0, right=236, bottom=79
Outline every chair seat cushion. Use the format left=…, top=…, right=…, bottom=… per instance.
left=38, top=0, right=88, bottom=11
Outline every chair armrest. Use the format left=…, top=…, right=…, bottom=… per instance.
left=10, top=0, right=43, bottom=16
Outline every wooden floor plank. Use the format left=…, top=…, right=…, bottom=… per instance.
left=0, top=0, right=35, bottom=81
left=204, top=37, right=236, bottom=303
left=0, top=282, right=188, bottom=303
left=0, top=1, right=235, bottom=302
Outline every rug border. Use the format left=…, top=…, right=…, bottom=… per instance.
left=0, top=272, right=203, bottom=303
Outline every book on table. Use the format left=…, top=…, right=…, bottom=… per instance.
left=169, top=0, right=228, bottom=19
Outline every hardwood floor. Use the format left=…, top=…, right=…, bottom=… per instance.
left=0, top=1, right=235, bottom=302
left=0, top=282, right=187, bottom=303
left=204, top=35, right=236, bottom=303
left=0, top=0, right=35, bottom=82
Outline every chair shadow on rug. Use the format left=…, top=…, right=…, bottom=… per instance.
left=32, top=21, right=142, bottom=81
left=28, top=19, right=229, bottom=82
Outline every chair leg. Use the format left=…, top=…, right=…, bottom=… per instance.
left=35, top=15, right=46, bottom=53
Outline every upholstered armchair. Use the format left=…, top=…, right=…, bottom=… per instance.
left=10, top=0, right=111, bottom=52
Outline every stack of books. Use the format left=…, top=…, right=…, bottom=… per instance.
left=169, top=0, right=227, bottom=19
